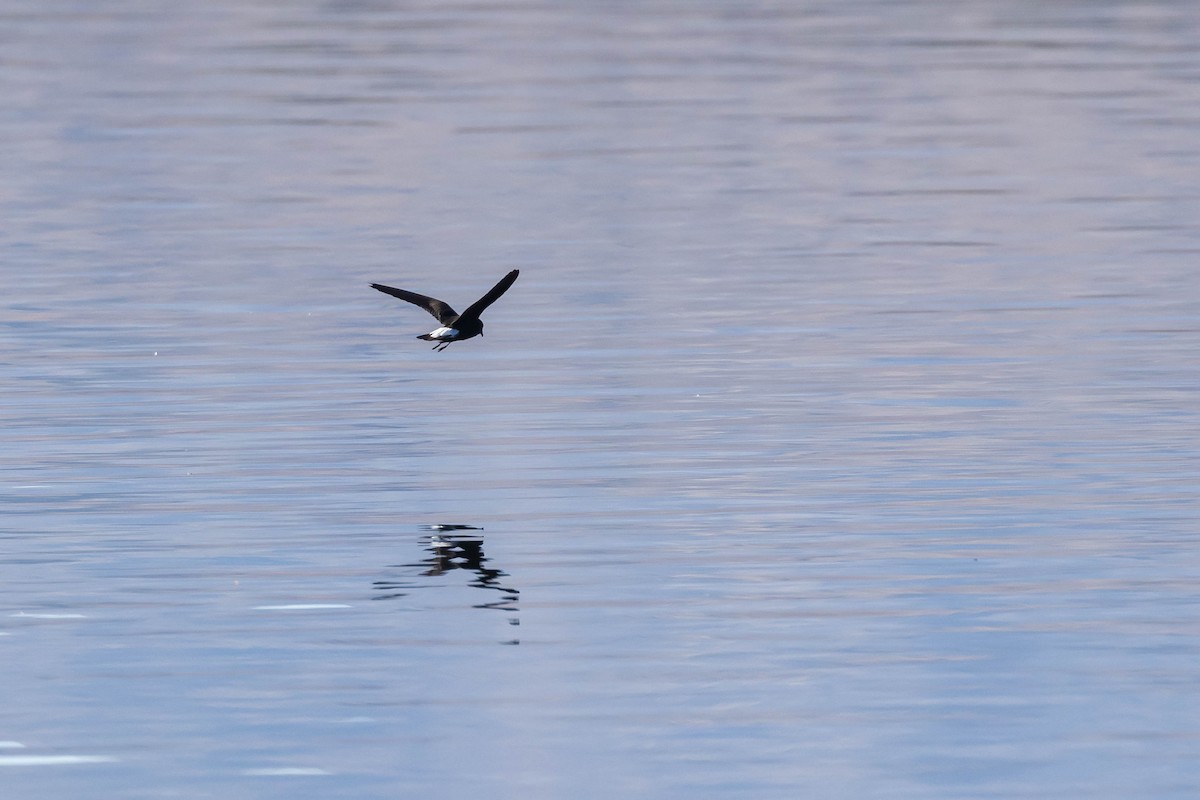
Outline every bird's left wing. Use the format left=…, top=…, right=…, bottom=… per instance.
left=457, top=269, right=520, bottom=323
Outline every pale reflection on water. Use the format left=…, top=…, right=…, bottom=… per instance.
left=2, top=0, right=1199, bottom=798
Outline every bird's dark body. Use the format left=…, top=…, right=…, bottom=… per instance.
left=370, top=269, right=519, bottom=351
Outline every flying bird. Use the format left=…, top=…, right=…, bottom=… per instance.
left=370, top=269, right=519, bottom=351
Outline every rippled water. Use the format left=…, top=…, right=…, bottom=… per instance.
left=3, top=1, right=1199, bottom=798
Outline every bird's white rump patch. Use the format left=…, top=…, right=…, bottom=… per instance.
left=428, top=327, right=458, bottom=339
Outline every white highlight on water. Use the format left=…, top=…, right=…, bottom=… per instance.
left=243, top=767, right=332, bottom=776
left=0, top=754, right=116, bottom=767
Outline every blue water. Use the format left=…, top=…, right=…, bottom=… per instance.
left=2, top=1, right=1199, bottom=798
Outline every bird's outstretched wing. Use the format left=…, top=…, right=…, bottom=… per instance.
left=457, top=269, right=520, bottom=323
left=370, top=283, right=458, bottom=324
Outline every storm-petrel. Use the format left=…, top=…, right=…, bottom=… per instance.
left=370, top=269, right=519, bottom=351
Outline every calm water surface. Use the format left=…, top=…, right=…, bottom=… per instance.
left=2, top=1, right=1199, bottom=798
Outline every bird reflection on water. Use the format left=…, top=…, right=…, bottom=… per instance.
left=373, top=527, right=520, bottom=644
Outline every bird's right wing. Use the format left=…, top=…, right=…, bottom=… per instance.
left=370, top=283, right=458, bottom=324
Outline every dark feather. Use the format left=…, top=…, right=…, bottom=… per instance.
left=370, top=283, right=458, bottom=324
left=457, top=269, right=520, bottom=324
